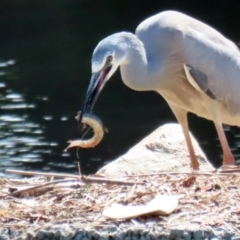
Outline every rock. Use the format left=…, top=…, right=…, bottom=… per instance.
left=97, top=123, right=213, bottom=176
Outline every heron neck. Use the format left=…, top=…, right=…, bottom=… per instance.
left=120, top=35, right=155, bottom=91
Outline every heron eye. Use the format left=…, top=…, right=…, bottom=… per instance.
left=106, top=56, right=112, bottom=65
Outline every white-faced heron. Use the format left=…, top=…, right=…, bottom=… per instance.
left=79, top=10, right=240, bottom=170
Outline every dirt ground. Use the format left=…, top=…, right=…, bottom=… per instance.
left=0, top=124, right=240, bottom=239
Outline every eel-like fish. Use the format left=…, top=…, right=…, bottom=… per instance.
left=64, top=112, right=104, bottom=151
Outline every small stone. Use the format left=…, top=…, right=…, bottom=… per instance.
left=134, top=228, right=143, bottom=235
left=203, top=233, right=210, bottom=239
left=142, top=230, right=150, bottom=235
left=126, top=228, right=133, bottom=235
left=154, top=237, right=162, bottom=240
left=74, top=233, right=83, bottom=240
left=193, top=230, right=204, bottom=239
left=44, top=231, right=55, bottom=238
left=92, top=230, right=101, bottom=239
left=54, top=230, right=61, bottom=238
left=64, top=233, right=74, bottom=240
left=26, top=231, right=34, bottom=239
left=0, top=236, right=9, bottom=240
left=147, top=231, right=156, bottom=240
left=159, top=236, right=168, bottom=240
left=210, top=237, right=219, bottom=240
left=202, top=238, right=208, bottom=240
left=170, top=229, right=184, bottom=238
left=15, top=238, right=23, bottom=240
left=37, top=230, right=45, bottom=240
left=231, top=236, right=240, bottom=240
left=132, top=236, right=141, bottom=240
left=119, top=223, right=128, bottom=230
left=99, top=237, right=107, bottom=240
left=86, top=230, right=94, bottom=238
left=146, top=220, right=157, bottom=229
left=108, top=225, right=118, bottom=232
left=119, top=231, right=126, bottom=239
left=183, top=231, right=192, bottom=240
left=0, top=228, right=10, bottom=240
left=125, top=236, right=132, bottom=240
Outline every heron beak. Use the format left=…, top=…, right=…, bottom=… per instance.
left=78, top=65, right=112, bottom=122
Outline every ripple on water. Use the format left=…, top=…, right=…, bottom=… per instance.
left=0, top=70, right=75, bottom=177
left=12, top=153, right=42, bottom=162
left=0, top=82, right=6, bottom=88
left=43, top=115, right=53, bottom=121
left=0, top=115, right=25, bottom=122
left=0, top=62, right=61, bottom=177
left=5, top=93, right=23, bottom=100
left=1, top=103, right=36, bottom=109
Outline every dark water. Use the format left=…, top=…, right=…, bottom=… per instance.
left=1, top=1, right=240, bottom=178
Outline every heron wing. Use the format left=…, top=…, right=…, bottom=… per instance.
left=182, top=22, right=240, bottom=115
left=183, top=64, right=216, bottom=100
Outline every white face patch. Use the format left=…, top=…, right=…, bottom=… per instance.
left=92, top=49, right=116, bottom=73
left=92, top=62, right=104, bottom=73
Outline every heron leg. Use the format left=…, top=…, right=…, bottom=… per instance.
left=168, top=105, right=200, bottom=170
left=214, top=123, right=235, bottom=166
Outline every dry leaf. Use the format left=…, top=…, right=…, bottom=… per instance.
left=102, top=195, right=178, bottom=219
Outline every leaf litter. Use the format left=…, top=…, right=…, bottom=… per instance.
left=0, top=167, right=240, bottom=235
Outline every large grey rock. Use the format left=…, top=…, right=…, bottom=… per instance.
left=97, top=123, right=213, bottom=176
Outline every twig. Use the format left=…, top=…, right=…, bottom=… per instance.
left=11, top=179, right=84, bottom=197
left=106, top=169, right=240, bottom=178
left=6, top=169, right=80, bottom=179
left=80, top=175, right=140, bottom=185
left=11, top=176, right=141, bottom=197
left=6, top=169, right=141, bottom=188
left=78, top=162, right=82, bottom=177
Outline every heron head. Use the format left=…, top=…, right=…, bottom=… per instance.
left=79, top=33, right=129, bottom=121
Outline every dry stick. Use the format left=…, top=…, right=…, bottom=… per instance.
left=6, top=168, right=240, bottom=184
left=78, top=162, right=82, bottom=177
left=80, top=175, right=141, bottom=185
left=6, top=169, right=80, bottom=179
left=7, top=168, right=240, bottom=182
left=11, top=179, right=84, bottom=197
left=105, top=169, right=240, bottom=178
left=5, top=169, right=141, bottom=185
